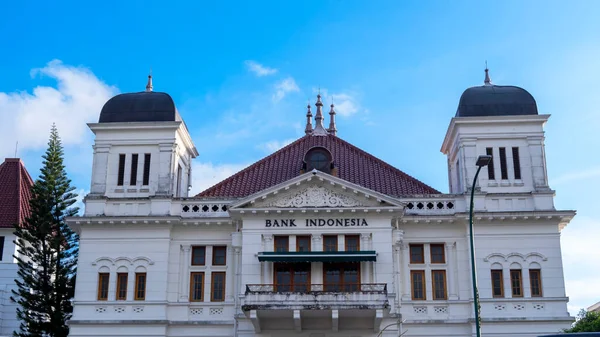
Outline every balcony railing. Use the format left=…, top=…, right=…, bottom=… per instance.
left=245, top=283, right=387, bottom=295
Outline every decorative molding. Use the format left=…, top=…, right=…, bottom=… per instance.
left=92, top=256, right=155, bottom=266
left=264, top=186, right=365, bottom=208
left=483, top=252, right=547, bottom=263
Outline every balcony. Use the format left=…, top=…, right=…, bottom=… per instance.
left=242, top=283, right=389, bottom=332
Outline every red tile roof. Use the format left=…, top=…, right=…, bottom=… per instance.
left=0, top=158, right=34, bottom=228
left=196, top=135, right=440, bottom=198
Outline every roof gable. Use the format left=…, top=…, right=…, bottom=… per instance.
left=196, top=135, right=439, bottom=199
left=0, top=158, right=34, bottom=228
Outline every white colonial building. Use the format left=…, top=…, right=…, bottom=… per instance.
left=67, top=71, right=575, bottom=337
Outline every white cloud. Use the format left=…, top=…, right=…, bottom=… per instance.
left=245, top=60, right=278, bottom=77
left=0, top=60, right=117, bottom=159
left=561, top=216, right=600, bottom=314
left=272, top=77, right=299, bottom=102
left=190, top=161, right=248, bottom=195
left=258, top=138, right=296, bottom=153
left=314, top=88, right=360, bottom=117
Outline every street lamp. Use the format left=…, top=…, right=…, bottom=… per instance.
left=469, top=154, right=492, bottom=337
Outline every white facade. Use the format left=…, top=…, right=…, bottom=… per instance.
left=67, top=94, right=575, bottom=337
left=0, top=229, right=21, bottom=337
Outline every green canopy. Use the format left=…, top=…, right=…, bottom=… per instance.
left=257, top=250, right=377, bottom=263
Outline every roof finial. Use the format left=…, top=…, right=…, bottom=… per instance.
left=311, top=93, right=329, bottom=136
left=328, top=96, right=337, bottom=136
left=145, top=69, right=153, bottom=92
left=484, top=61, right=492, bottom=86
left=305, top=99, right=313, bottom=135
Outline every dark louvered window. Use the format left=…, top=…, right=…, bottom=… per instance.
left=499, top=148, right=508, bottom=180
left=512, top=147, right=521, bottom=180
left=117, top=154, right=126, bottom=186
left=142, top=154, right=151, bottom=186
left=0, top=236, right=4, bottom=261
left=130, top=154, right=138, bottom=186
left=486, top=148, right=495, bottom=180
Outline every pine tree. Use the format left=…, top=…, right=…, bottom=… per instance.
left=12, top=124, right=79, bottom=337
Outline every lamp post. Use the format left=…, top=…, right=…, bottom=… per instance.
left=469, top=155, right=492, bottom=337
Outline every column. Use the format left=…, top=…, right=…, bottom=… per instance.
left=312, top=235, right=323, bottom=287
left=401, top=243, right=410, bottom=300
left=361, top=233, right=371, bottom=282
left=448, top=242, right=458, bottom=300
left=90, top=144, right=110, bottom=195
left=156, top=143, right=175, bottom=195
left=527, top=136, right=549, bottom=190
left=392, top=229, right=404, bottom=309
left=179, top=245, right=191, bottom=301
left=262, top=235, right=273, bottom=284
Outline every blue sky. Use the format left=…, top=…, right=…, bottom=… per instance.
left=1, top=0, right=599, bottom=314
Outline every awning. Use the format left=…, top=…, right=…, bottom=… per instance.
left=257, top=250, right=377, bottom=263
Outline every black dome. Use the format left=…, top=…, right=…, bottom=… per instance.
left=456, top=85, right=538, bottom=117
left=99, top=92, right=178, bottom=123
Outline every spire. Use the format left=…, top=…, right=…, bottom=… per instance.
left=304, top=101, right=313, bottom=135
left=145, top=71, right=153, bottom=92
left=312, top=93, right=329, bottom=136
left=484, top=61, right=492, bottom=86
left=328, top=98, right=337, bottom=136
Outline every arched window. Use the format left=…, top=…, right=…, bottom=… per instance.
left=304, top=147, right=333, bottom=174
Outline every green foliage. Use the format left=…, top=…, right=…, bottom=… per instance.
left=564, top=309, right=600, bottom=333
left=11, top=124, right=79, bottom=337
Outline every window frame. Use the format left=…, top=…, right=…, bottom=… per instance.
left=190, top=272, right=205, bottom=302
left=142, top=153, right=151, bottom=186
left=510, top=269, right=523, bottom=297
left=323, top=235, right=338, bottom=252
left=117, top=154, right=126, bottom=186
left=0, top=236, right=5, bottom=261
left=97, top=273, right=109, bottom=301
left=296, top=235, right=311, bottom=252
left=409, top=244, right=425, bottom=264
left=191, top=246, right=206, bottom=266
left=130, top=154, right=139, bottom=186
left=499, top=147, right=508, bottom=180
left=345, top=235, right=360, bottom=251
left=134, top=272, right=146, bottom=301
left=529, top=269, right=543, bottom=297
left=410, top=270, right=426, bottom=300
left=274, top=236, right=289, bottom=252
left=491, top=269, right=504, bottom=298
left=512, top=147, right=521, bottom=180
left=211, top=272, right=226, bottom=302
left=430, top=243, right=445, bottom=264
left=486, top=147, right=495, bottom=180
left=275, top=262, right=312, bottom=293
left=212, top=246, right=227, bottom=266
left=116, top=272, right=128, bottom=301
left=431, top=270, right=447, bottom=300
left=323, top=262, right=360, bottom=292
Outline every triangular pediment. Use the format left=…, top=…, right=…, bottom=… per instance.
left=229, top=170, right=404, bottom=210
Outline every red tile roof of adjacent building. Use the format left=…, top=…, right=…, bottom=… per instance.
left=0, top=158, right=34, bottom=228
left=196, top=135, right=440, bottom=198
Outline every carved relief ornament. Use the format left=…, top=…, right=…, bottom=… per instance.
left=265, top=186, right=365, bottom=208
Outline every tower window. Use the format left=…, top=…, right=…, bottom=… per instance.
left=304, top=147, right=332, bottom=174
left=499, top=148, right=508, bottom=180
left=512, top=147, right=521, bottom=180
left=117, top=154, right=126, bottom=186
left=176, top=164, right=182, bottom=197
left=130, top=154, right=138, bottom=186
left=142, top=154, right=151, bottom=186
left=486, top=148, right=495, bottom=180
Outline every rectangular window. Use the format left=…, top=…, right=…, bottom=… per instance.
left=432, top=270, right=447, bottom=300
left=190, top=272, right=204, bottom=301
left=530, top=269, right=543, bottom=297
left=323, top=235, right=338, bottom=252
left=134, top=272, right=146, bottom=300
left=430, top=244, right=445, bottom=263
left=274, top=236, right=289, bottom=252
left=345, top=235, right=360, bottom=251
left=510, top=269, right=523, bottom=297
left=117, top=154, right=126, bottom=186
left=176, top=164, right=182, bottom=197
left=212, top=246, right=227, bottom=266
left=296, top=236, right=311, bottom=252
left=97, top=273, right=109, bottom=301
left=409, top=244, right=424, bottom=264
left=0, top=236, right=4, bottom=261
left=499, top=147, right=508, bottom=180
left=512, top=147, right=521, bottom=180
left=191, top=246, right=206, bottom=266
left=491, top=270, right=504, bottom=298
left=486, top=147, right=495, bottom=180
left=211, top=272, right=226, bottom=302
left=142, top=154, right=151, bottom=186
left=129, top=154, right=138, bottom=186
left=324, top=262, right=360, bottom=292
left=275, top=263, right=311, bottom=292
left=116, top=273, right=128, bottom=300
left=411, top=270, right=426, bottom=300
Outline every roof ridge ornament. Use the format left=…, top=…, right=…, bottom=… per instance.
left=145, top=71, right=153, bottom=92
left=312, top=93, right=329, bottom=136
left=328, top=97, right=337, bottom=136
left=305, top=100, right=313, bottom=135
left=484, top=61, right=492, bottom=86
